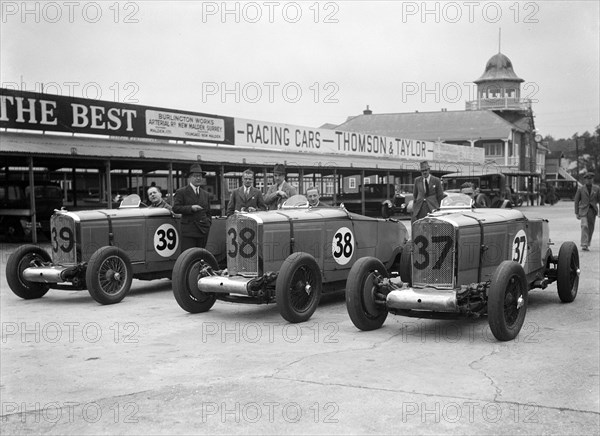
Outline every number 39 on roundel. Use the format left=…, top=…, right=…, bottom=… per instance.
left=332, top=226, right=354, bottom=265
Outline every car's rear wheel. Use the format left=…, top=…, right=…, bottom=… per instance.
left=276, top=252, right=322, bottom=323
left=346, top=257, right=389, bottom=331
left=557, top=241, right=579, bottom=303
left=6, top=245, right=51, bottom=299
left=172, top=248, right=218, bottom=313
left=399, top=242, right=412, bottom=285
left=488, top=260, right=528, bottom=341
left=86, top=247, right=133, bottom=305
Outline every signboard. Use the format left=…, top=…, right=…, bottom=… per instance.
left=234, top=118, right=435, bottom=161
left=0, top=88, right=233, bottom=144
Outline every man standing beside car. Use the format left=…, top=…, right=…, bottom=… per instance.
left=412, top=160, right=445, bottom=223
left=264, top=164, right=297, bottom=210
left=226, top=169, right=266, bottom=216
left=173, top=163, right=212, bottom=251
left=574, top=173, right=600, bottom=251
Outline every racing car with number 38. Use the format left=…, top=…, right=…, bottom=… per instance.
left=171, top=195, right=408, bottom=323
left=5, top=195, right=225, bottom=305
left=345, top=193, right=580, bottom=341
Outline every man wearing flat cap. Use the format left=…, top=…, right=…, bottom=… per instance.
left=574, top=173, right=600, bottom=251
left=412, top=161, right=445, bottom=223
left=173, top=163, right=212, bottom=251
left=264, top=164, right=297, bottom=210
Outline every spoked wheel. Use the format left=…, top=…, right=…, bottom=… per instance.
left=172, top=248, right=218, bottom=313
left=6, top=245, right=51, bottom=299
left=557, top=242, right=579, bottom=303
left=276, top=253, right=322, bottom=323
left=488, top=261, right=528, bottom=341
left=86, top=246, right=133, bottom=305
left=346, top=257, right=389, bottom=331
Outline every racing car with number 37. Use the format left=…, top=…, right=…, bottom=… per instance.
left=345, top=193, right=580, bottom=341
left=171, top=195, right=408, bottom=323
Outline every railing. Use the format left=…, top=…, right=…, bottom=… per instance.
left=465, top=99, right=532, bottom=111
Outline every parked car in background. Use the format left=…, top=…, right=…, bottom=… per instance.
left=172, top=195, right=408, bottom=323
left=345, top=206, right=579, bottom=341
left=6, top=195, right=226, bottom=305
left=0, top=181, right=63, bottom=241
left=381, top=184, right=414, bottom=218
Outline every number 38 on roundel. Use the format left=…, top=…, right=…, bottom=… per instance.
left=172, top=195, right=408, bottom=323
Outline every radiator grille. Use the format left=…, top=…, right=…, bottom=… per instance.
left=50, top=214, right=78, bottom=265
left=227, top=214, right=259, bottom=276
left=412, top=218, right=456, bottom=289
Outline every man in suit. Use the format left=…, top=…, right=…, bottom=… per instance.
left=574, top=173, right=600, bottom=251
left=173, top=163, right=212, bottom=251
left=306, top=186, right=330, bottom=208
left=226, top=169, right=266, bottom=216
left=264, top=164, right=297, bottom=210
left=147, top=186, right=172, bottom=210
left=412, top=160, right=445, bottom=223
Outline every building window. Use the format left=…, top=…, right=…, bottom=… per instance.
left=484, top=142, right=504, bottom=157
left=364, top=177, right=371, bottom=185
left=349, top=178, right=356, bottom=189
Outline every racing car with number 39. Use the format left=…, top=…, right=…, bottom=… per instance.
left=5, top=195, right=225, bottom=305
left=171, top=195, right=408, bottom=323
left=345, top=194, right=580, bottom=341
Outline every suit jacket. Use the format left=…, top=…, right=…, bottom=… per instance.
left=172, top=185, right=212, bottom=236
left=148, top=199, right=172, bottom=211
left=574, top=184, right=600, bottom=217
left=226, top=186, right=266, bottom=216
left=264, top=181, right=297, bottom=210
left=412, top=175, right=445, bottom=217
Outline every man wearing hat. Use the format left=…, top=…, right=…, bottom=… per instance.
left=226, top=169, right=266, bottom=216
left=574, top=173, right=600, bottom=251
left=173, top=163, right=212, bottom=251
left=412, top=161, right=445, bottom=223
left=264, top=164, right=297, bottom=210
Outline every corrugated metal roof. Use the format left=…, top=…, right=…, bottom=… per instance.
left=335, top=110, right=523, bottom=141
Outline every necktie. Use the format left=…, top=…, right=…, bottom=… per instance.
left=425, top=179, right=430, bottom=196
left=195, top=187, right=199, bottom=196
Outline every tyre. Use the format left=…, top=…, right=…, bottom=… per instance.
left=276, top=252, right=322, bottom=323
left=86, top=246, right=133, bottom=305
left=172, top=248, right=218, bottom=313
left=381, top=203, right=392, bottom=218
left=399, top=242, right=412, bottom=286
left=557, top=242, right=579, bottom=303
left=346, top=257, right=389, bottom=331
left=475, top=193, right=491, bottom=208
left=6, top=245, right=51, bottom=299
left=488, top=261, right=528, bottom=341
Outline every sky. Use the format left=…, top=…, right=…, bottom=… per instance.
left=1, top=0, right=599, bottom=140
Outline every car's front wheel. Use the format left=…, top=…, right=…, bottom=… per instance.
left=557, top=241, right=579, bottom=303
left=172, top=248, right=218, bottom=313
left=6, top=245, right=51, bottom=299
left=86, top=247, right=133, bottom=305
left=346, top=257, right=389, bottom=331
left=276, top=252, right=322, bottom=323
left=488, top=260, right=528, bottom=341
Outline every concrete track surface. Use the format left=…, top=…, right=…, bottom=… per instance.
left=1, top=201, right=598, bottom=435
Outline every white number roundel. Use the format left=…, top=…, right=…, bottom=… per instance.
left=331, top=227, right=354, bottom=265
left=511, top=230, right=528, bottom=267
left=154, top=224, right=179, bottom=257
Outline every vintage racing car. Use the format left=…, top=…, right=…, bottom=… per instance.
left=345, top=205, right=579, bottom=341
left=6, top=195, right=226, bottom=305
left=171, top=195, right=408, bottom=323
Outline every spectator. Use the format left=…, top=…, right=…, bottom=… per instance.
left=306, top=186, right=330, bottom=207
left=574, top=173, right=600, bottom=251
left=226, top=169, right=266, bottom=216
left=412, top=161, right=445, bottom=223
left=264, top=164, right=297, bottom=210
left=173, top=163, right=212, bottom=251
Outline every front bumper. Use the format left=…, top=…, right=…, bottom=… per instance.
left=386, top=287, right=459, bottom=312
left=198, top=275, right=254, bottom=296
